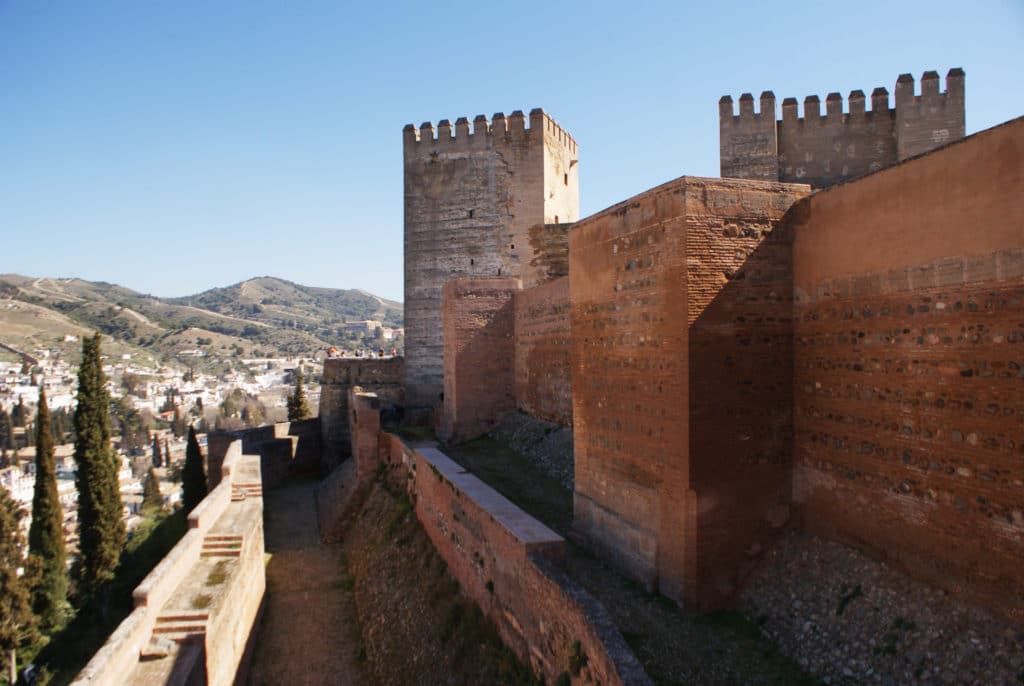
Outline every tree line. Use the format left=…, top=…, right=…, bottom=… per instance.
left=0, top=334, right=209, bottom=683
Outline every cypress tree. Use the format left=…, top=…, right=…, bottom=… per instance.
left=141, top=468, right=163, bottom=514
left=164, top=438, right=171, bottom=466
left=287, top=369, right=310, bottom=421
left=73, top=333, right=126, bottom=600
left=182, top=426, right=207, bottom=515
left=152, top=436, right=162, bottom=469
left=28, top=386, right=69, bottom=633
left=0, top=488, right=40, bottom=685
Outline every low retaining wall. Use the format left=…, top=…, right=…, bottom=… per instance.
left=353, top=393, right=650, bottom=685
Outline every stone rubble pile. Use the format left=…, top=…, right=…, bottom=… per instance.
left=740, top=530, right=1024, bottom=686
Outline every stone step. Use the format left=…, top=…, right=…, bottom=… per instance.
left=153, top=624, right=207, bottom=635
left=156, top=612, right=209, bottom=623
left=204, top=534, right=242, bottom=542
left=201, top=550, right=241, bottom=558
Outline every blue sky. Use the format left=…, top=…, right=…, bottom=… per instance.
left=1, top=1, right=1021, bottom=302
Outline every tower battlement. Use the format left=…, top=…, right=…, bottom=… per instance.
left=720, top=69, right=965, bottom=188
left=403, top=109, right=578, bottom=156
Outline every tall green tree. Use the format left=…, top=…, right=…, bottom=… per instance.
left=182, top=426, right=207, bottom=515
left=73, top=333, right=126, bottom=601
left=286, top=369, right=310, bottom=421
left=10, top=397, right=27, bottom=428
left=151, top=436, right=163, bottom=469
left=0, top=488, right=39, bottom=685
left=28, top=386, right=69, bottom=633
left=0, top=406, right=12, bottom=451
left=141, top=468, right=163, bottom=514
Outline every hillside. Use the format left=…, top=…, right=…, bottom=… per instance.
left=0, top=274, right=403, bottom=369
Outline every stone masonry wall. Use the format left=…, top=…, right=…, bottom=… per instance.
left=318, top=357, right=403, bottom=470
left=790, top=117, right=1024, bottom=621
left=514, top=276, right=572, bottom=426
left=403, top=109, right=578, bottom=419
left=440, top=277, right=519, bottom=444
left=570, top=176, right=810, bottom=609
left=720, top=70, right=965, bottom=189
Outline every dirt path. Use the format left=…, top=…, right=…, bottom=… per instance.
left=247, top=479, right=369, bottom=686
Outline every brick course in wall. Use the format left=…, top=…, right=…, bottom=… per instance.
left=514, top=276, right=572, bottom=426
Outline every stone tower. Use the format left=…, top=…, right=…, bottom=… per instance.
left=720, top=69, right=965, bottom=188
left=403, top=109, right=579, bottom=419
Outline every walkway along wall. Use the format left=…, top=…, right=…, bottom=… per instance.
left=347, top=390, right=651, bottom=685
left=789, top=116, right=1024, bottom=621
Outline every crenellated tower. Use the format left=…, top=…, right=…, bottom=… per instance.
left=403, top=108, right=579, bottom=419
left=720, top=69, right=965, bottom=188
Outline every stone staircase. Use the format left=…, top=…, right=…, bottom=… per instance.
left=151, top=612, right=209, bottom=644
left=231, top=482, right=263, bottom=501
left=201, top=534, right=243, bottom=559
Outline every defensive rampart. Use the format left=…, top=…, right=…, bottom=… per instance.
left=347, top=391, right=650, bottom=685
left=789, top=116, right=1024, bottom=621
left=721, top=70, right=965, bottom=188
left=318, top=357, right=404, bottom=470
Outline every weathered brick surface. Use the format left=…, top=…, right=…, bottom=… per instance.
left=514, top=277, right=572, bottom=426
left=570, top=175, right=809, bottom=608
left=373, top=436, right=650, bottom=685
left=403, top=110, right=579, bottom=417
left=440, top=278, right=519, bottom=444
left=317, top=357, right=403, bottom=470
left=721, top=70, right=965, bottom=188
left=790, top=117, right=1024, bottom=621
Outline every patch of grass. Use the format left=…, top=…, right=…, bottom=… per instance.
left=696, top=610, right=763, bottom=641
left=440, top=603, right=466, bottom=644
left=386, top=494, right=412, bottom=536
left=191, top=593, right=213, bottom=610
left=555, top=673, right=571, bottom=686
left=391, top=426, right=437, bottom=442
left=836, top=583, right=863, bottom=616
left=205, top=560, right=230, bottom=586
left=567, top=639, right=588, bottom=676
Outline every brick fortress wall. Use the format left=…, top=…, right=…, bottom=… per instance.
left=721, top=70, right=965, bottom=188
left=440, top=277, right=519, bottom=444
left=403, top=110, right=579, bottom=419
left=790, top=117, right=1024, bottom=621
left=569, top=176, right=810, bottom=608
left=514, top=276, right=572, bottom=426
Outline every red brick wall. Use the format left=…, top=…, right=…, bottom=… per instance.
left=514, top=277, right=572, bottom=426
left=377, top=438, right=650, bottom=685
left=570, top=176, right=809, bottom=608
left=441, top=278, right=520, bottom=444
left=791, top=118, right=1024, bottom=621
left=684, top=179, right=809, bottom=606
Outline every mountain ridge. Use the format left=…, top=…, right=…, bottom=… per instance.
left=0, top=274, right=403, bottom=369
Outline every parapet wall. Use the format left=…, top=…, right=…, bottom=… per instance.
left=789, top=117, right=1024, bottom=621
left=73, top=436, right=267, bottom=686
left=720, top=70, right=965, bottom=188
left=345, top=396, right=650, bottom=685
left=318, top=357, right=404, bottom=470
left=514, top=276, right=572, bottom=426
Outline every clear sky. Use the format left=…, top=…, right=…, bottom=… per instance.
left=2, top=1, right=1021, bottom=302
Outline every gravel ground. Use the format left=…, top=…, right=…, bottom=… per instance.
left=740, top=530, right=1024, bottom=686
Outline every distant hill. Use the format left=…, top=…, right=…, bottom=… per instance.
left=0, top=275, right=403, bottom=369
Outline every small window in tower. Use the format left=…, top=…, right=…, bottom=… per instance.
left=510, top=244, right=515, bottom=250
left=554, top=215, right=559, bottom=223
left=470, top=259, right=474, bottom=266
left=468, top=209, right=474, bottom=218
left=564, top=173, right=568, bottom=186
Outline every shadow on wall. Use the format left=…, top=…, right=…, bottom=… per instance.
left=685, top=208, right=799, bottom=606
